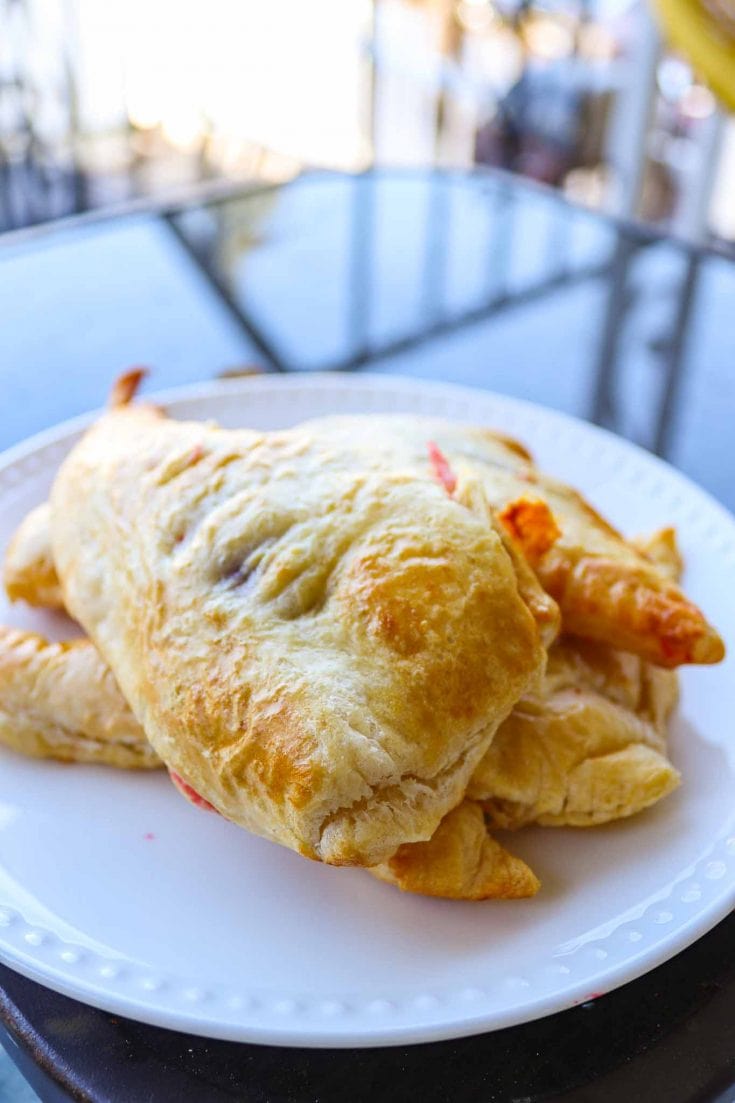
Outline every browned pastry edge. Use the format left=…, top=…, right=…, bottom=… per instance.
left=537, top=548, right=723, bottom=667
left=0, top=625, right=160, bottom=769
left=368, top=800, right=540, bottom=899
left=3, top=504, right=64, bottom=610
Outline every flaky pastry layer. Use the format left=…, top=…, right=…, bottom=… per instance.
left=48, top=400, right=546, bottom=866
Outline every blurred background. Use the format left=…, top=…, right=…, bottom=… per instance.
left=1, top=0, right=733, bottom=247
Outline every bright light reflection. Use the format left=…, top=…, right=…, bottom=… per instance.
left=73, top=0, right=372, bottom=168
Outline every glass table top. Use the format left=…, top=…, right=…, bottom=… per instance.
left=2, top=168, right=734, bottom=511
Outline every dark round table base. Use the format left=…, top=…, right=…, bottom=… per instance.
left=2, top=912, right=733, bottom=1103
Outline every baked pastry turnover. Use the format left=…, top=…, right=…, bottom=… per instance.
left=470, top=636, right=680, bottom=828
left=0, top=381, right=724, bottom=900
left=46, top=392, right=547, bottom=867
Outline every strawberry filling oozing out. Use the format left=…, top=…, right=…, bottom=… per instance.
left=169, top=770, right=218, bottom=814
left=497, top=496, right=560, bottom=565
left=427, top=441, right=457, bottom=495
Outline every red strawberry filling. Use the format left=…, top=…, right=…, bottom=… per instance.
left=427, top=441, right=457, bottom=495
left=168, top=770, right=218, bottom=814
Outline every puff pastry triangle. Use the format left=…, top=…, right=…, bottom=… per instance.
left=470, top=636, right=680, bottom=827
left=47, top=390, right=546, bottom=866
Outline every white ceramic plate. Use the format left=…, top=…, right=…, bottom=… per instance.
left=0, top=373, right=733, bottom=1048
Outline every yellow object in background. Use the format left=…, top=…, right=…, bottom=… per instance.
left=651, top=0, right=735, bottom=110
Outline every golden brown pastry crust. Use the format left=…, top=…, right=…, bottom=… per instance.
left=300, top=415, right=724, bottom=668
left=3, top=504, right=64, bottom=610
left=49, top=401, right=546, bottom=867
left=110, top=367, right=148, bottom=408
left=0, top=618, right=679, bottom=799
left=2, top=370, right=149, bottom=612
left=469, top=637, right=680, bottom=827
left=7, top=417, right=722, bottom=668
left=0, top=619, right=677, bottom=832
left=0, top=626, right=160, bottom=768
left=536, top=551, right=715, bottom=668
left=369, top=800, right=540, bottom=899
left=0, top=624, right=539, bottom=899
left=632, top=527, right=683, bottom=582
